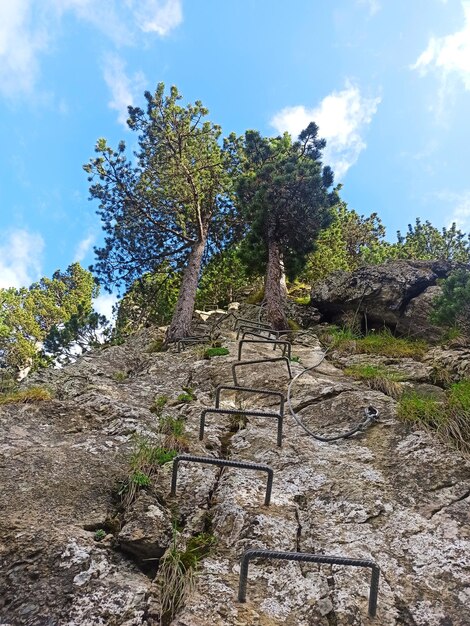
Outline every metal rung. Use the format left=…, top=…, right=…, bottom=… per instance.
left=232, top=357, right=293, bottom=386
left=238, top=339, right=291, bottom=361
left=233, top=317, right=271, bottom=332
left=238, top=549, right=380, bottom=618
left=199, top=407, right=283, bottom=447
left=170, top=454, right=273, bottom=506
left=237, top=326, right=277, bottom=341
left=176, top=335, right=211, bottom=352
left=214, top=385, right=284, bottom=416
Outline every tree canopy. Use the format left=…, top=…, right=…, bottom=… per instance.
left=236, top=123, right=338, bottom=327
left=0, top=263, right=98, bottom=373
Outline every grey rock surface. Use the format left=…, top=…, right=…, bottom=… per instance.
left=1, top=325, right=469, bottom=625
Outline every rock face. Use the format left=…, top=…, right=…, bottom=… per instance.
left=310, top=260, right=454, bottom=339
left=1, top=322, right=469, bottom=625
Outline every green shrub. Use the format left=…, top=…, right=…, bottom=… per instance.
left=246, top=288, right=265, bottom=304
left=293, top=295, right=311, bottom=305
left=431, top=269, right=470, bottom=335
left=448, top=380, right=470, bottom=411
left=356, top=330, right=428, bottom=359
left=203, top=347, right=230, bottom=359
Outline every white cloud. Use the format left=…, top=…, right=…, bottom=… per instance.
left=357, top=0, right=381, bottom=16
left=73, top=234, right=95, bottom=263
left=271, top=83, right=381, bottom=180
left=0, top=1, right=49, bottom=97
left=103, top=54, right=146, bottom=127
left=447, top=191, right=470, bottom=232
left=0, top=0, right=182, bottom=98
left=412, top=1, right=470, bottom=90
left=128, top=0, right=183, bottom=35
left=0, top=229, right=44, bottom=289
left=93, top=292, right=119, bottom=321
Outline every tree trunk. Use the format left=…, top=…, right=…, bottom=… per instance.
left=279, top=251, right=288, bottom=297
left=165, top=237, right=206, bottom=343
left=265, top=239, right=289, bottom=330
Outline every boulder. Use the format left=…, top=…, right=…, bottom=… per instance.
left=310, top=259, right=454, bottom=335
left=396, top=285, right=445, bottom=340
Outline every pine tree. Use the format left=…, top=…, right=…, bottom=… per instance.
left=236, top=124, right=338, bottom=328
left=84, top=84, right=234, bottom=342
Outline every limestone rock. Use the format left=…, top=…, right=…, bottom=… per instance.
left=396, top=285, right=445, bottom=340
left=1, top=324, right=469, bottom=625
left=310, top=259, right=454, bottom=335
left=118, top=493, right=173, bottom=563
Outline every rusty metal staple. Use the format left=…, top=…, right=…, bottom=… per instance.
left=232, top=357, right=293, bottom=386
left=236, top=327, right=277, bottom=341
left=238, top=339, right=291, bottom=361
left=199, top=407, right=283, bottom=447
left=214, top=385, right=285, bottom=416
left=233, top=317, right=271, bottom=332
left=175, top=335, right=211, bottom=352
left=238, top=549, right=380, bottom=617
left=170, top=454, right=273, bottom=505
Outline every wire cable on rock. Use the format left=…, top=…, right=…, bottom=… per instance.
left=286, top=346, right=379, bottom=442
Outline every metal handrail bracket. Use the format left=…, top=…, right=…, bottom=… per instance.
left=171, top=454, right=273, bottom=505
left=199, top=407, right=283, bottom=447
left=238, top=549, right=380, bottom=618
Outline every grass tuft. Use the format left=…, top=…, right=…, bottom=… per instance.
left=157, top=530, right=216, bottom=625
left=344, top=364, right=404, bottom=398
left=0, top=386, right=53, bottom=405
left=397, top=380, right=470, bottom=455
left=323, top=326, right=428, bottom=360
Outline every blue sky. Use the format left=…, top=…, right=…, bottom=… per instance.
left=1, top=0, right=469, bottom=316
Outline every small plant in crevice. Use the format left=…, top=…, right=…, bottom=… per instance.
left=112, top=370, right=128, bottom=383
left=156, top=529, right=217, bottom=625
left=94, top=529, right=107, bottom=542
left=176, top=386, right=197, bottom=403
left=150, top=394, right=168, bottom=416
left=0, top=386, right=53, bottom=405
left=159, top=415, right=189, bottom=452
left=344, top=364, right=404, bottom=399
left=290, top=355, right=301, bottom=363
left=287, top=318, right=301, bottom=331
left=119, top=435, right=178, bottom=508
left=228, top=412, right=248, bottom=432
left=430, top=364, right=454, bottom=389
left=203, top=347, right=229, bottom=359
